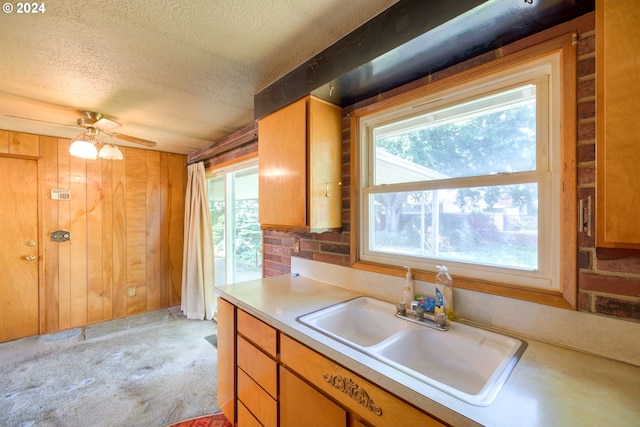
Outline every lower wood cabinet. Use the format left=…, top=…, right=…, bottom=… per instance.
left=216, top=298, right=236, bottom=425
left=280, top=334, right=445, bottom=427
left=217, top=298, right=446, bottom=427
left=236, top=309, right=278, bottom=427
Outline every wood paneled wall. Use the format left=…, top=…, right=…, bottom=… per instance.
left=1, top=129, right=187, bottom=334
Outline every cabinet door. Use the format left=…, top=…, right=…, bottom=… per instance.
left=596, top=0, right=640, bottom=248
left=216, top=298, right=235, bottom=425
left=280, top=366, right=347, bottom=427
left=308, top=97, right=343, bottom=230
left=258, top=97, right=308, bottom=228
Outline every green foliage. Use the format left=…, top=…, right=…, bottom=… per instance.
left=210, top=199, right=261, bottom=269
left=376, top=103, right=537, bottom=217
left=234, top=199, right=261, bottom=268
left=210, top=201, right=225, bottom=256
left=377, top=104, right=536, bottom=177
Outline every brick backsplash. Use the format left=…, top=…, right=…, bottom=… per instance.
left=263, top=230, right=349, bottom=277
left=261, top=17, right=640, bottom=322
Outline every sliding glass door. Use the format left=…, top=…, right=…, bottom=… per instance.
left=207, top=159, right=261, bottom=285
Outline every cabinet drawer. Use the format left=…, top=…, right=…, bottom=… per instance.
left=237, top=400, right=262, bottom=427
left=237, top=335, right=277, bottom=398
left=237, top=368, right=277, bottom=427
left=237, top=309, right=277, bottom=357
left=280, top=334, right=445, bottom=427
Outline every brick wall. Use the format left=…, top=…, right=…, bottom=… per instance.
left=262, top=15, right=640, bottom=322
left=263, top=230, right=350, bottom=277
left=576, top=29, right=640, bottom=321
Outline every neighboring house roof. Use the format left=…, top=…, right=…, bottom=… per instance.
left=375, top=149, right=449, bottom=185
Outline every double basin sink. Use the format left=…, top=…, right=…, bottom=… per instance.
left=297, top=296, right=527, bottom=406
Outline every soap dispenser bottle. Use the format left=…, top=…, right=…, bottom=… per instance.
left=435, top=265, right=453, bottom=320
left=402, top=266, right=414, bottom=310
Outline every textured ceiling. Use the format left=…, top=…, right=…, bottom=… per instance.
left=0, top=0, right=398, bottom=154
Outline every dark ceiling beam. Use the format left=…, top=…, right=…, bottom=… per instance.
left=254, top=0, right=594, bottom=119
left=254, top=0, right=485, bottom=119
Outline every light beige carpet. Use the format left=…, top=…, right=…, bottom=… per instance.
left=0, top=307, right=220, bottom=427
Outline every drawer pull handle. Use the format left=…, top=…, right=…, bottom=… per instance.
left=323, top=373, right=382, bottom=416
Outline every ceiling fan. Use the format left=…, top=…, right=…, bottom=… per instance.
left=69, top=111, right=156, bottom=160
left=5, top=110, right=156, bottom=160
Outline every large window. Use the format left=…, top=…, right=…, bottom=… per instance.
left=355, top=36, right=577, bottom=303
left=207, top=159, right=261, bottom=285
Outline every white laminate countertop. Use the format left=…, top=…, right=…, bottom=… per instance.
left=216, top=273, right=640, bottom=427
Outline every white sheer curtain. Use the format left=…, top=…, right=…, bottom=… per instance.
left=181, top=162, right=215, bottom=320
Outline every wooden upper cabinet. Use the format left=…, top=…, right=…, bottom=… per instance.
left=596, top=0, right=640, bottom=249
left=258, top=95, right=343, bottom=232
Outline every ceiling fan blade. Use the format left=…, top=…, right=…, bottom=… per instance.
left=111, top=133, right=157, bottom=147
left=6, top=110, right=157, bottom=148
left=94, top=117, right=121, bottom=131
left=4, top=114, right=78, bottom=129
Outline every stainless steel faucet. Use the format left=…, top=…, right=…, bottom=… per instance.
left=395, top=301, right=448, bottom=331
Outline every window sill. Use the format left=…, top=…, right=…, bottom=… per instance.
left=351, top=260, right=576, bottom=310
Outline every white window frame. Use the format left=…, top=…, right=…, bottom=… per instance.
left=207, top=157, right=261, bottom=286
left=357, top=52, right=563, bottom=291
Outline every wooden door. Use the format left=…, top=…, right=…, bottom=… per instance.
left=0, top=157, right=39, bottom=342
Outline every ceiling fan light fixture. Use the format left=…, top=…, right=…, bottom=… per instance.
left=98, top=144, right=124, bottom=160
left=69, top=138, right=98, bottom=160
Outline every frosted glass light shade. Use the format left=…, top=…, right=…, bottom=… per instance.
left=98, top=144, right=123, bottom=160
left=69, top=139, right=98, bottom=160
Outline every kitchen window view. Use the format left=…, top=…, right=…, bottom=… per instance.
left=207, top=160, right=262, bottom=286
left=359, top=53, right=562, bottom=291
